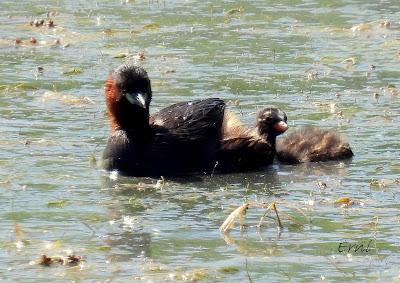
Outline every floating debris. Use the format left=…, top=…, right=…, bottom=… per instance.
left=29, top=37, right=38, bottom=44
left=369, top=178, right=399, bottom=188
left=102, top=28, right=127, bottom=35
left=341, top=57, right=356, bottom=68
left=351, top=22, right=373, bottom=32
left=334, top=197, right=354, bottom=207
left=62, top=67, right=83, bottom=75
left=163, top=68, right=176, bottom=74
left=24, top=139, right=58, bottom=147
left=320, top=55, right=337, bottom=63
left=136, top=51, right=145, bottom=60
left=350, top=20, right=390, bottom=32
left=30, top=18, right=55, bottom=28
left=379, top=20, right=390, bottom=28
left=305, top=69, right=318, bottom=80
left=30, top=19, right=45, bottom=27
left=154, top=176, right=165, bottom=189
left=39, top=254, right=54, bottom=266
left=35, top=253, right=84, bottom=266
left=89, top=154, right=97, bottom=167
left=114, top=52, right=129, bottom=59
left=225, top=7, right=244, bottom=16
left=317, top=181, right=327, bottom=190
left=41, top=91, right=95, bottom=106
left=219, top=203, right=249, bottom=233
left=143, top=23, right=161, bottom=30
left=47, top=200, right=67, bottom=208
left=386, top=84, right=398, bottom=96
left=37, top=66, right=44, bottom=73
left=0, top=82, right=38, bottom=92
left=218, top=266, right=240, bottom=274
left=114, top=51, right=145, bottom=60
left=6, top=37, right=61, bottom=48
left=185, top=268, right=210, bottom=282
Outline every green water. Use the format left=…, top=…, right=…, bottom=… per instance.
left=1, top=0, right=399, bottom=281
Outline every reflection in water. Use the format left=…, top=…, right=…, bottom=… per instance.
left=105, top=230, right=152, bottom=260
left=100, top=176, right=159, bottom=261
left=221, top=232, right=281, bottom=257
left=277, top=159, right=353, bottom=178
left=99, top=167, right=285, bottom=263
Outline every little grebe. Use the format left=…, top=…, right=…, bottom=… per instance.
left=212, top=107, right=288, bottom=172
left=103, top=63, right=288, bottom=176
left=276, top=127, right=353, bottom=163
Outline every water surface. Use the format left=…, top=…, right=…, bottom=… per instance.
left=1, top=0, right=399, bottom=281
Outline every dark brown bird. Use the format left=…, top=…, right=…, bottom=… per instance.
left=276, top=127, right=353, bottom=163
left=211, top=107, right=288, bottom=172
left=102, top=63, right=288, bottom=176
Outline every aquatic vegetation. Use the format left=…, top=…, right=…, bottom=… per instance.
left=218, top=266, right=240, bottom=274
left=220, top=201, right=285, bottom=234
left=47, top=200, right=68, bottom=208
left=142, top=23, right=161, bottom=30
left=225, top=7, right=244, bottom=17
left=41, top=91, right=95, bottom=106
left=62, top=67, right=83, bottom=75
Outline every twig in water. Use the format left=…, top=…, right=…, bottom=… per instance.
left=272, top=202, right=283, bottom=229
left=257, top=202, right=283, bottom=229
left=245, top=258, right=254, bottom=283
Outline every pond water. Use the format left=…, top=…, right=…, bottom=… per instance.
left=1, top=0, right=399, bottom=281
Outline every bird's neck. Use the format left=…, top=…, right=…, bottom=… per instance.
left=111, top=106, right=150, bottom=137
left=261, top=132, right=277, bottom=150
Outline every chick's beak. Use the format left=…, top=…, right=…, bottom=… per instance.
left=273, top=121, right=288, bottom=133
left=125, top=92, right=147, bottom=109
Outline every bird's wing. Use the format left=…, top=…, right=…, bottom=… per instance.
left=150, top=98, right=226, bottom=140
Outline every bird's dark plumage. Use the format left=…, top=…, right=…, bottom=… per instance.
left=149, top=98, right=225, bottom=141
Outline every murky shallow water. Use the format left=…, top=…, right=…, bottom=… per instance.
left=1, top=0, right=399, bottom=281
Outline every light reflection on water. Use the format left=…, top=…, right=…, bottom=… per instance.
left=0, top=0, right=399, bottom=281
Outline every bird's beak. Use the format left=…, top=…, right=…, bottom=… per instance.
left=125, top=92, right=147, bottom=109
left=273, top=121, right=288, bottom=133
